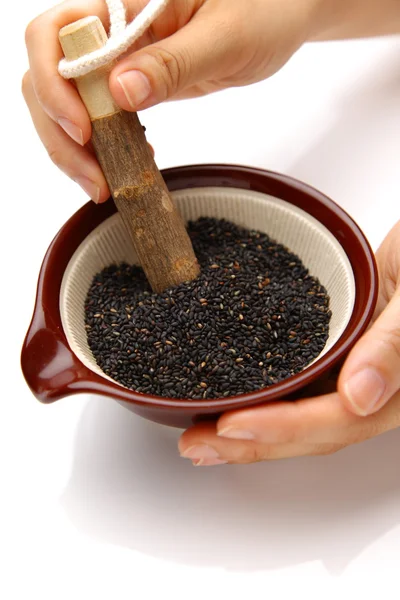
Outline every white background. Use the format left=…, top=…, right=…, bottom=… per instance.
left=1, top=1, right=400, bottom=598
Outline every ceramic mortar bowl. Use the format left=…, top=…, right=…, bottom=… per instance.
left=21, top=165, right=378, bottom=428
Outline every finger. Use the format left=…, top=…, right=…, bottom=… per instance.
left=216, top=390, right=400, bottom=446
left=178, top=422, right=345, bottom=465
left=374, top=221, right=400, bottom=317
left=22, top=71, right=109, bottom=203
left=25, top=0, right=112, bottom=144
left=218, top=394, right=357, bottom=444
left=338, top=288, right=400, bottom=416
left=180, top=391, right=400, bottom=465
left=109, top=4, right=249, bottom=111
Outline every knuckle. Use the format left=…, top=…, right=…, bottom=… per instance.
left=255, top=444, right=276, bottom=462
left=220, top=21, right=237, bottom=47
left=25, top=16, right=42, bottom=47
left=313, top=443, right=344, bottom=456
left=237, top=444, right=267, bottom=464
left=362, top=417, right=385, bottom=440
left=45, top=144, right=64, bottom=168
left=381, top=272, right=397, bottom=300
left=32, top=77, right=51, bottom=110
left=21, top=71, right=31, bottom=98
left=364, top=406, right=400, bottom=439
left=149, top=46, right=190, bottom=95
left=388, top=409, right=400, bottom=431
left=383, top=330, right=400, bottom=364
left=278, top=426, right=298, bottom=445
left=209, top=14, right=236, bottom=40
left=209, top=17, right=241, bottom=58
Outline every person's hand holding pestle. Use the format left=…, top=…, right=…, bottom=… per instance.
left=26, top=0, right=400, bottom=202
left=23, top=0, right=400, bottom=464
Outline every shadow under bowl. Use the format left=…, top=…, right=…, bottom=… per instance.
left=21, top=165, right=378, bottom=428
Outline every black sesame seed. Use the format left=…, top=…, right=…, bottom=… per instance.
left=85, top=217, right=331, bottom=400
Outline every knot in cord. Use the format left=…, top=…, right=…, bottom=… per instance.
left=59, top=0, right=170, bottom=79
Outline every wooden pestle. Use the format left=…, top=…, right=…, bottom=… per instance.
left=59, top=16, right=200, bottom=293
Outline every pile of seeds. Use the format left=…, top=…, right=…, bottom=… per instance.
left=85, top=218, right=331, bottom=399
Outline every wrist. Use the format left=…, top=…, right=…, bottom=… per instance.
left=305, top=0, right=400, bottom=41
left=305, top=0, right=348, bottom=41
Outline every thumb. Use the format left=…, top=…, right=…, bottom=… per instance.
left=338, top=288, right=400, bottom=416
left=109, top=11, right=245, bottom=111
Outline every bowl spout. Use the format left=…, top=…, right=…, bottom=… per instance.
left=21, top=305, right=93, bottom=403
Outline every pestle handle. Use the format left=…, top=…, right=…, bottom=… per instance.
left=59, top=16, right=199, bottom=293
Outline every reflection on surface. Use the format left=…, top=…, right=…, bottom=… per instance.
left=62, top=397, right=400, bottom=574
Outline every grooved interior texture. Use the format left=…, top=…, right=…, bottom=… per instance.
left=60, top=188, right=356, bottom=387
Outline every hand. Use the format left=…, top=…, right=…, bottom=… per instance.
left=22, top=0, right=320, bottom=202
left=179, top=221, right=400, bottom=466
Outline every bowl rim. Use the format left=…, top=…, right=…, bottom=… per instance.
left=21, top=164, right=378, bottom=411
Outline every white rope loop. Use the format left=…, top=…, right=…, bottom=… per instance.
left=59, top=0, right=170, bottom=79
left=107, top=0, right=127, bottom=36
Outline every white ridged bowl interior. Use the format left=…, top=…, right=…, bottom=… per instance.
left=60, top=187, right=356, bottom=387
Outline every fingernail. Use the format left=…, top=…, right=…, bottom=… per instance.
left=344, top=368, right=386, bottom=416
left=75, top=176, right=100, bottom=203
left=58, top=118, right=84, bottom=146
left=218, top=428, right=255, bottom=440
left=181, top=445, right=220, bottom=460
left=117, top=71, right=151, bottom=109
left=193, top=458, right=228, bottom=467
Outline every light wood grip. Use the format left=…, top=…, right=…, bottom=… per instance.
left=59, top=16, right=200, bottom=293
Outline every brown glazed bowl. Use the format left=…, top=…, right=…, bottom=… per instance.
left=21, top=165, right=378, bottom=428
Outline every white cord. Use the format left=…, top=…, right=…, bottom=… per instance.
left=107, top=0, right=127, bottom=37
left=59, top=0, right=170, bottom=79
